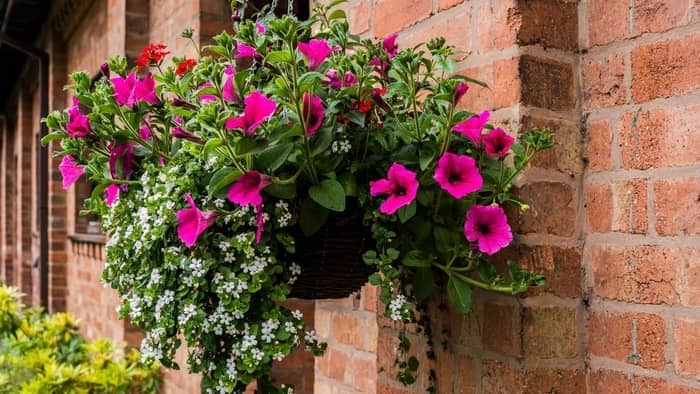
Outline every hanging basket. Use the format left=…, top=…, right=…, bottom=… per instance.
left=289, top=207, right=374, bottom=299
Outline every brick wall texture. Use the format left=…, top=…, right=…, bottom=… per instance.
left=0, top=0, right=698, bottom=393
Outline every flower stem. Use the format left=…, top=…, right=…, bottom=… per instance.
left=433, top=261, right=513, bottom=294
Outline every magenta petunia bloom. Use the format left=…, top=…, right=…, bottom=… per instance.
left=454, top=82, right=469, bottom=104
left=343, top=71, right=358, bottom=87
left=370, top=163, right=419, bottom=215
left=198, top=81, right=217, bottom=103
left=256, top=23, right=266, bottom=33
left=452, top=110, right=490, bottom=146
left=105, top=184, right=120, bottom=206
left=58, top=155, right=84, bottom=190
left=171, top=116, right=201, bottom=143
left=111, top=72, right=158, bottom=108
left=139, top=117, right=152, bottom=140
left=464, top=204, right=512, bottom=255
left=483, top=128, right=515, bottom=158
left=225, top=90, right=277, bottom=136
left=227, top=170, right=271, bottom=206
left=177, top=193, right=218, bottom=248
left=235, top=42, right=258, bottom=59
left=369, top=56, right=389, bottom=74
left=301, top=92, right=324, bottom=136
left=221, top=65, right=241, bottom=103
left=298, top=39, right=332, bottom=70
left=66, top=97, right=91, bottom=138
left=108, top=143, right=136, bottom=183
left=434, top=152, right=483, bottom=199
left=382, top=33, right=399, bottom=59
left=325, top=69, right=342, bottom=89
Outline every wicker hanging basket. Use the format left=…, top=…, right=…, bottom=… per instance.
left=289, top=207, right=374, bottom=299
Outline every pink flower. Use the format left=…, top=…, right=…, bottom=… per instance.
left=483, top=128, right=515, bottom=158
left=452, top=110, right=490, bottom=146
left=301, top=92, right=324, bottom=136
left=177, top=193, right=218, bottom=248
left=235, top=42, right=258, bottom=59
left=343, top=71, right=358, bottom=87
left=382, top=33, right=398, bottom=59
left=139, top=117, right=151, bottom=140
left=58, top=155, right=84, bottom=190
left=225, top=90, right=277, bottom=136
left=221, top=65, right=241, bottom=103
left=227, top=170, right=271, bottom=206
left=369, top=163, right=419, bottom=215
left=108, top=143, right=136, bottom=182
left=66, top=97, right=91, bottom=138
left=464, top=204, right=512, bottom=255
left=325, top=69, right=342, bottom=89
left=171, top=116, right=202, bottom=143
left=256, top=23, right=266, bottom=33
left=298, top=39, right=332, bottom=70
left=198, top=81, right=217, bottom=103
left=369, top=56, right=389, bottom=74
left=105, top=184, right=120, bottom=206
left=454, top=82, right=469, bottom=104
left=434, top=152, right=483, bottom=199
left=111, top=72, right=158, bottom=108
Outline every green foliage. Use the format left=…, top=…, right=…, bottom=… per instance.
left=0, top=284, right=160, bottom=393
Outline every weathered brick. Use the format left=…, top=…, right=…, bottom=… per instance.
left=589, top=369, right=633, bottom=394
left=457, top=58, right=521, bottom=111
left=481, top=360, right=523, bottom=394
left=522, top=116, right=584, bottom=176
left=512, top=182, right=577, bottom=237
left=586, top=179, right=648, bottom=234
left=476, top=0, right=519, bottom=53
left=483, top=302, right=520, bottom=357
left=674, top=318, right=700, bottom=376
left=632, top=0, right=692, bottom=35
left=582, top=53, right=627, bottom=110
left=586, top=0, right=630, bottom=47
left=331, top=311, right=364, bottom=349
left=633, top=375, right=700, bottom=393
left=520, top=55, right=576, bottom=111
left=585, top=118, right=614, bottom=171
left=454, top=355, right=478, bottom=394
left=438, top=0, right=463, bottom=11
left=351, top=354, right=376, bottom=393
left=522, top=368, right=586, bottom=394
left=399, top=10, right=471, bottom=59
left=631, top=33, right=700, bottom=102
left=522, top=306, right=578, bottom=358
left=374, top=0, right=432, bottom=38
left=682, top=257, right=700, bottom=306
left=654, top=178, right=700, bottom=236
left=517, top=0, right=578, bottom=51
left=590, top=245, right=681, bottom=304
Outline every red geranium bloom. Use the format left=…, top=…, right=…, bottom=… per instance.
left=175, top=58, right=197, bottom=76
left=358, top=100, right=372, bottom=113
left=136, top=43, right=170, bottom=70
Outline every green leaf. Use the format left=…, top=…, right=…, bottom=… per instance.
left=338, top=172, right=357, bottom=197
left=413, top=267, right=434, bottom=302
left=402, top=250, right=431, bottom=267
left=310, top=127, right=333, bottom=156
left=265, top=50, right=293, bottom=64
left=235, top=138, right=268, bottom=156
left=207, top=166, right=242, bottom=197
left=397, top=201, right=416, bottom=223
left=419, top=147, right=435, bottom=170
left=257, top=143, right=294, bottom=172
left=202, top=138, right=223, bottom=156
left=300, top=198, right=329, bottom=236
left=265, top=183, right=297, bottom=199
left=447, top=276, right=472, bottom=315
left=308, top=179, right=346, bottom=212
left=328, top=9, right=346, bottom=20
left=41, top=132, right=65, bottom=145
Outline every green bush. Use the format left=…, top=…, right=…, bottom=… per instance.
left=0, top=284, right=161, bottom=393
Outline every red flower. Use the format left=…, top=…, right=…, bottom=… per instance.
left=358, top=100, right=372, bottom=113
left=374, top=87, right=387, bottom=96
left=175, top=58, right=197, bottom=76
left=136, top=43, right=170, bottom=70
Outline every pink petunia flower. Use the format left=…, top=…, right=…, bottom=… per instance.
left=111, top=72, right=158, bottom=108
left=105, top=184, right=120, bottom=206
left=454, top=82, right=469, bottom=104
left=225, top=90, right=277, bottom=136
left=171, top=116, right=202, bottom=143
left=66, top=97, right=91, bottom=138
left=235, top=42, right=258, bottom=59
left=177, top=193, right=218, bottom=248
left=482, top=128, right=515, bottom=159
left=108, top=143, right=136, bottom=184
left=228, top=171, right=272, bottom=243
left=198, top=81, right=218, bottom=103
left=433, top=152, right=483, bottom=199
left=343, top=71, right=358, bottom=87
left=324, top=69, right=342, bottom=89
left=139, top=117, right=152, bottom=140
left=382, top=33, right=399, bottom=59
left=58, top=155, right=84, bottom=190
left=452, top=110, right=490, bottom=146
left=298, top=39, right=332, bottom=70
left=369, top=163, right=419, bottom=215
left=464, top=204, right=512, bottom=255
left=256, top=23, right=266, bottom=33
left=301, top=92, right=324, bottom=136
left=369, top=56, right=389, bottom=74
left=221, top=65, right=241, bottom=103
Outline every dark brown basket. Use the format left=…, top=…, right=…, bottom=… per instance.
left=289, top=209, right=374, bottom=299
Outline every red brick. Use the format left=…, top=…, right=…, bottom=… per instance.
left=589, top=311, right=666, bottom=370
left=483, top=302, right=520, bottom=357
left=476, top=0, right=519, bottom=53
left=520, top=55, right=576, bottom=111
left=517, top=0, right=578, bottom=51
left=633, top=375, right=700, bottom=393
left=522, top=368, right=586, bottom=394
left=374, top=0, right=432, bottom=38
left=331, top=311, right=364, bottom=349
left=582, top=53, right=627, bottom=110
left=481, top=360, right=523, bottom=394
left=632, top=0, right=692, bottom=35
left=351, top=355, right=376, bottom=393
left=512, top=181, right=577, bottom=237
left=399, top=10, right=471, bottom=60
left=438, top=0, right=463, bottom=11
left=361, top=284, right=378, bottom=312
left=586, top=179, right=647, bottom=234
left=454, top=355, right=478, bottom=394
left=674, top=318, right=700, bottom=376
left=590, top=245, right=680, bottom=304
left=589, top=369, right=633, bottom=394
left=654, top=178, right=700, bottom=236
left=457, top=58, right=521, bottom=111
left=619, top=106, right=700, bottom=169
left=522, top=306, right=578, bottom=358
left=522, top=116, right=584, bottom=176
left=631, top=34, right=700, bottom=103
left=682, top=257, right=700, bottom=306
left=586, top=118, right=614, bottom=171
left=586, top=0, right=630, bottom=47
